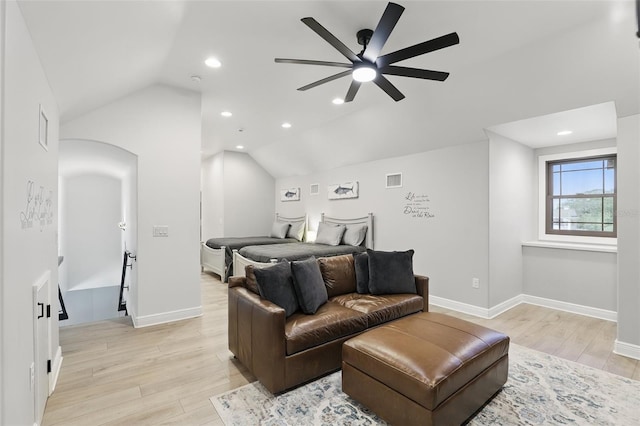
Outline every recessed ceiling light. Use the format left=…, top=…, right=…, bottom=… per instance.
left=221, top=111, right=232, bottom=117
left=281, top=122, right=292, bottom=129
left=205, top=57, right=222, bottom=68
left=236, top=145, right=244, bottom=150
left=332, top=98, right=344, bottom=105
left=557, top=130, right=573, bottom=136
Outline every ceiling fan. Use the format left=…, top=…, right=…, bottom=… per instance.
left=275, top=2, right=459, bottom=102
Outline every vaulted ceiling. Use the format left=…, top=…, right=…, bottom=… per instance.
left=18, top=1, right=639, bottom=178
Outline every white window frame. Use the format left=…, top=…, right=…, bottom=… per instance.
left=538, top=147, right=617, bottom=246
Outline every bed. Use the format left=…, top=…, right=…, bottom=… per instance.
left=201, top=214, right=307, bottom=281
left=232, top=213, right=374, bottom=277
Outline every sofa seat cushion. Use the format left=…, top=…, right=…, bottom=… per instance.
left=330, top=293, right=424, bottom=327
left=285, top=302, right=368, bottom=355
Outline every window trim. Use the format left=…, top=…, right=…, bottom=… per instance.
left=538, top=147, right=617, bottom=246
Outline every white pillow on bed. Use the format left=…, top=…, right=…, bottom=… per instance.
left=270, top=222, right=290, bottom=239
left=287, top=221, right=305, bottom=241
left=342, top=224, right=368, bottom=246
left=314, top=222, right=346, bottom=246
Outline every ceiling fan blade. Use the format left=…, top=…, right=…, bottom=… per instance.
left=275, top=58, right=352, bottom=68
left=377, top=32, right=460, bottom=67
left=374, top=75, right=405, bottom=101
left=344, top=80, right=361, bottom=102
left=297, top=70, right=352, bottom=91
left=301, top=17, right=360, bottom=63
left=381, top=65, right=449, bottom=81
left=363, top=2, right=405, bottom=63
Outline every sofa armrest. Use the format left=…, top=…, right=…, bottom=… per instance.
left=228, top=276, right=245, bottom=289
left=414, top=275, right=429, bottom=312
left=228, top=286, right=287, bottom=393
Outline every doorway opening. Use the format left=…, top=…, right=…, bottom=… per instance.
left=58, top=139, right=137, bottom=326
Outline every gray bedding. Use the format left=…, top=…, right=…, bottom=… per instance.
left=238, top=242, right=365, bottom=263
left=205, top=236, right=297, bottom=251
left=205, top=236, right=298, bottom=280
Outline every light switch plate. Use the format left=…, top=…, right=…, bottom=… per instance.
left=153, top=225, right=169, bottom=237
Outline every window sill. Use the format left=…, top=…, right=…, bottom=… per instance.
left=522, top=241, right=617, bottom=253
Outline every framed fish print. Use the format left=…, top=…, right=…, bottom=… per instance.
left=328, top=181, right=359, bottom=200
left=280, top=187, right=300, bottom=201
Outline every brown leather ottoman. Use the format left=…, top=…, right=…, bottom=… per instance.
left=342, top=312, right=509, bottom=426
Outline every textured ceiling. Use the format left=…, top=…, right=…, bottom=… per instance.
left=19, top=1, right=639, bottom=178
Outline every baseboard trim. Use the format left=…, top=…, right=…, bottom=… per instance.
left=614, top=340, right=640, bottom=361
left=522, top=295, right=617, bottom=322
left=49, top=345, right=63, bottom=394
left=131, top=306, right=202, bottom=328
left=430, top=293, right=617, bottom=322
left=487, top=295, right=524, bottom=319
left=429, top=296, right=492, bottom=319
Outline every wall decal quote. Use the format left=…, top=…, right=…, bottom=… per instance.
left=20, top=180, right=53, bottom=231
left=403, top=192, right=435, bottom=219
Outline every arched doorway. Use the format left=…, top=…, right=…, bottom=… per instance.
left=58, top=139, right=137, bottom=325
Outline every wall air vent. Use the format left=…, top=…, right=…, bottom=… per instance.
left=385, top=173, right=402, bottom=188
left=310, top=183, right=319, bottom=195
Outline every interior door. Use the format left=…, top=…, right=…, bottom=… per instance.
left=33, top=271, right=50, bottom=425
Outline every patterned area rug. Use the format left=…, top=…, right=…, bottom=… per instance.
left=211, top=344, right=640, bottom=425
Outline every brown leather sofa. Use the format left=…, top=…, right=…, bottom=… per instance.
left=228, top=254, right=429, bottom=394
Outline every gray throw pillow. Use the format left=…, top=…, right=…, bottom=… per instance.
left=291, top=257, right=328, bottom=314
left=353, top=252, right=369, bottom=294
left=270, top=222, right=290, bottom=239
left=342, top=224, right=368, bottom=246
left=314, top=222, right=346, bottom=246
left=287, top=221, right=305, bottom=241
left=367, top=249, right=416, bottom=295
left=254, top=261, right=299, bottom=317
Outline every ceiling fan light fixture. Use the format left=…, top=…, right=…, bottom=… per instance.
left=352, top=64, right=377, bottom=82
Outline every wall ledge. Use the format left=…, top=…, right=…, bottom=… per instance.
left=522, top=240, right=617, bottom=253
left=614, top=340, right=640, bottom=361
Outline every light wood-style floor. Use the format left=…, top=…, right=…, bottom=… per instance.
left=43, top=272, right=640, bottom=425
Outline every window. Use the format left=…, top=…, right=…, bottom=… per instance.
left=546, top=154, right=616, bottom=238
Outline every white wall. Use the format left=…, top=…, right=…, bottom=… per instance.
left=201, top=152, right=224, bottom=240
left=61, top=84, right=202, bottom=325
left=616, top=114, right=640, bottom=353
left=522, top=138, right=618, bottom=312
left=121, top=165, right=138, bottom=310
left=2, top=1, right=60, bottom=423
left=488, top=132, right=534, bottom=306
left=523, top=247, right=617, bottom=311
left=201, top=151, right=275, bottom=239
left=62, top=174, right=121, bottom=291
left=0, top=0, right=6, bottom=420
left=275, top=141, right=491, bottom=308
left=223, top=151, right=274, bottom=236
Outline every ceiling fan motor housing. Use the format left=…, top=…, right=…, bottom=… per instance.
left=357, top=29, right=374, bottom=47
left=274, top=2, right=460, bottom=102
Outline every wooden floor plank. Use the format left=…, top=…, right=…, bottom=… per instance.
left=43, top=272, right=638, bottom=426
